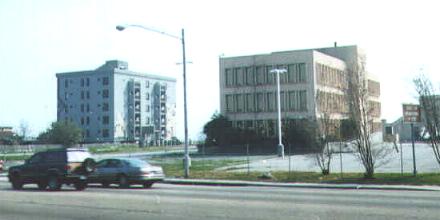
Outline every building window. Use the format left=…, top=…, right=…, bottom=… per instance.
left=81, top=91, right=84, bottom=100
left=81, top=104, right=84, bottom=112
left=234, top=94, right=244, bottom=112
left=81, top=78, right=84, bottom=87
left=146, top=80, right=150, bottom=88
left=225, top=95, right=233, bottom=113
left=103, top=77, right=109, bottom=86
left=235, top=68, right=243, bottom=86
left=256, top=93, right=265, bottom=112
left=146, top=93, right=150, bottom=100
left=102, top=116, right=109, bottom=125
left=86, top=78, right=90, bottom=86
left=102, top=89, right=109, bottom=98
left=65, top=79, right=68, bottom=88
left=86, top=116, right=90, bottom=125
left=81, top=117, right=84, bottom=125
left=225, top=69, right=233, bottom=87
left=102, top=129, right=109, bottom=138
left=86, top=104, right=90, bottom=112
left=244, top=67, right=253, bottom=86
left=102, top=103, right=109, bottom=112
left=246, top=93, right=255, bottom=112
left=256, top=66, right=265, bottom=85
left=266, top=92, right=275, bottom=112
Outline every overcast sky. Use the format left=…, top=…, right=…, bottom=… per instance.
left=1, top=0, right=439, bottom=139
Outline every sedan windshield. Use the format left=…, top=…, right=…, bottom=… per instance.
left=126, top=159, right=151, bottom=167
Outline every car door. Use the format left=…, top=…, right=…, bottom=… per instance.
left=105, top=159, right=124, bottom=182
left=20, top=153, right=45, bottom=182
left=89, top=160, right=109, bottom=183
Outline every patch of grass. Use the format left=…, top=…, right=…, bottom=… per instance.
left=157, top=158, right=440, bottom=185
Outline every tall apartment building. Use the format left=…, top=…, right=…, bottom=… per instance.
left=219, top=45, right=381, bottom=137
left=56, top=60, right=177, bottom=144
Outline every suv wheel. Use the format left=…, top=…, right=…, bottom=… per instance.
left=47, top=175, right=61, bottom=191
left=37, top=180, right=47, bottom=190
left=143, top=182, right=153, bottom=188
left=10, top=174, right=23, bottom=190
left=74, top=180, right=87, bottom=191
left=118, top=175, right=129, bottom=188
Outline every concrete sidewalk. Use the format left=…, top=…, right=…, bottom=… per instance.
left=162, top=178, right=440, bottom=191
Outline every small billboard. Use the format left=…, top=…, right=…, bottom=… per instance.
left=402, top=104, right=421, bottom=123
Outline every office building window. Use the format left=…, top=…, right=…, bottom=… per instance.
left=266, top=65, right=275, bottom=85
left=81, top=104, right=84, bottom=112
left=81, top=78, right=84, bottom=87
left=256, top=66, right=265, bottom=85
left=245, top=67, right=254, bottom=86
left=102, top=103, right=109, bottom=112
left=234, top=94, right=244, bottom=112
left=86, top=104, right=90, bottom=112
left=86, top=91, right=90, bottom=99
left=225, top=69, right=233, bottom=87
left=225, top=95, right=233, bottom=112
left=81, top=91, right=84, bottom=100
left=103, top=77, right=109, bottom=86
left=256, top=93, right=265, bottom=112
left=102, top=89, right=109, bottom=98
left=86, top=116, right=90, bottom=125
left=86, top=78, right=90, bottom=86
left=145, top=80, right=150, bottom=88
left=266, top=92, right=275, bottom=112
left=102, top=129, right=109, bottom=138
left=102, top=116, right=109, bottom=125
left=81, top=117, right=84, bottom=125
left=65, top=79, right=68, bottom=88
left=235, top=68, right=244, bottom=86
left=246, top=93, right=255, bottom=112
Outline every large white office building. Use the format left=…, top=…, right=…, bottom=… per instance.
left=219, top=45, right=381, bottom=137
left=56, top=60, right=177, bottom=144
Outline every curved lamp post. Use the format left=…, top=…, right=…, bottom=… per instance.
left=116, top=24, right=191, bottom=178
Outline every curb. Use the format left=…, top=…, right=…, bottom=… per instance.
left=163, top=178, right=440, bottom=191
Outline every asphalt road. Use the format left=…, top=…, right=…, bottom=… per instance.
left=0, top=178, right=439, bottom=220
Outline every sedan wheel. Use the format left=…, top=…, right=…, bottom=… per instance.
left=143, top=183, right=153, bottom=188
left=74, top=180, right=87, bottom=191
left=37, top=181, right=47, bottom=190
left=11, top=175, right=23, bottom=190
left=118, top=175, right=129, bottom=188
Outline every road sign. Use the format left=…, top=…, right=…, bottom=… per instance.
left=402, top=104, right=421, bottom=123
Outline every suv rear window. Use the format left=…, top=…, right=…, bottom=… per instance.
left=67, top=151, right=91, bottom=162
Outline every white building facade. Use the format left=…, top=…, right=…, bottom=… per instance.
left=57, top=60, right=177, bottom=144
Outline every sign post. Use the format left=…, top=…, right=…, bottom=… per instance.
left=402, top=104, right=421, bottom=176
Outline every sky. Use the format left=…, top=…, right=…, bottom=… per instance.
left=1, top=0, right=440, bottom=140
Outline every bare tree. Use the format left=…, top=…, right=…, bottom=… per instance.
left=346, top=59, right=375, bottom=178
left=314, top=116, right=334, bottom=175
left=314, top=91, right=337, bottom=175
left=414, top=75, right=440, bottom=166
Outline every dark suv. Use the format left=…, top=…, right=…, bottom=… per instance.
left=8, top=148, right=95, bottom=191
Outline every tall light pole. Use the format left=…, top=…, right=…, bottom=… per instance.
left=116, top=24, right=191, bottom=178
left=270, top=68, right=287, bottom=158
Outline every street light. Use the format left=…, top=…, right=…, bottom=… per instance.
left=270, top=68, right=287, bottom=158
left=116, top=24, right=191, bottom=178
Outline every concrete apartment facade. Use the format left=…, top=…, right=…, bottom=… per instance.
left=219, top=45, right=381, bottom=137
left=56, top=60, right=177, bottom=144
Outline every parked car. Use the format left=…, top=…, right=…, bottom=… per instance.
left=8, top=148, right=95, bottom=191
left=88, top=158, right=164, bottom=188
left=0, top=160, right=4, bottom=171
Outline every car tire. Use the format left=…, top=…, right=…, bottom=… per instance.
left=47, top=175, right=61, bottom=191
left=101, top=181, right=110, bottom=188
left=10, top=174, right=23, bottom=190
left=118, top=175, right=129, bottom=188
left=83, top=158, right=96, bottom=174
left=74, top=180, right=87, bottom=191
left=37, top=181, right=47, bottom=190
left=143, top=182, right=153, bottom=188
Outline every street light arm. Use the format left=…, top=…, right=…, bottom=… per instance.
left=116, top=24, right=181, bottom=40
